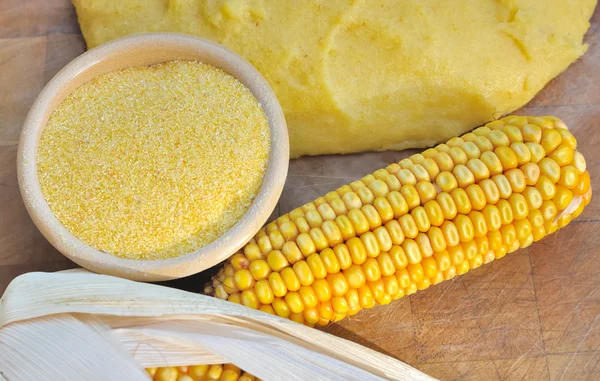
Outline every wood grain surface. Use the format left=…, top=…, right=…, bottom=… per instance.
left=1, top=1, right=599, bottom=380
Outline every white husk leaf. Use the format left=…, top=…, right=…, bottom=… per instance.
left=0, top=270, right=436, bottom=381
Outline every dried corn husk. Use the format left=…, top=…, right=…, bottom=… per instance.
left=0, top=270, right=435, bottom=381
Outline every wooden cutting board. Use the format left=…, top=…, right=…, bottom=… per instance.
left=1, top=1, right=598, bottom=380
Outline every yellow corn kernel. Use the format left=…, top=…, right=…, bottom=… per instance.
left=257, top=235, right=273, bottom=255
left=470, top=254, right=483, bottom=269
left=244, top=243, right=264, bottom=261
left=541, top=128, right=562, bottom=154
left=255, top=280, right=274, bottom=305
left=437, top=192, right=458, bottom=220
left=427, top=226, right=447, bottom=253
left=331, top=296, right=349, bottom=314
left=347, top=237, right=367, bottom=264
left=488, top=130, right=510, bottom=148
left=399, top=214, right=419, bottom=239
left=293, top=261, right=314, bottom=286
left=342, top=191, right=363, bottom=211
left=290, top=312, right=305, bottom=324
left=362, top=258, right=382, bottom=282
left=482, top=204, right=502, bottom=231
left=514, top=219, right=533, bottom=244
left=296, top=233, right=316, bottom=256
left=412, top=207, right=431, bottom=232
left=421, top=256, right=438, bottom=279
left=234, top=269, right=255, bottom=291
left=260, top=305, right=276, bottom=316
left=522, top=123, right=542, bottom=143
left=416, top=181, right=437, bottom=203
left=335, top=215, right=356, bottom=240
left=424, top=200, right=445, bottom=227
left=312, top=278, right=332, bottom=302
left=241, top=289, right=260, bottom=309
left=348, top=209, right=370, bottom=235
left=433, top=250, right=451, bottom=272
left=466, top=184, right=487, bottom=211
left=480, top=151, right=503, bottom=175
left=321, top=220, right=343, bottom=246
left=441, top=220, right=460, bottom=247
left=467, top=158, right=490, bottom=182
left=317, top=203, right=336, bottom=221
left=454, top=215, right=475, bottom=242
left=318, top=248, right=339, bottom=274
left=298, top=286, right=318, bottom=309
left=492, top=174, right=512, bottom=199
left=535, top=175, right=557, bottom=200
left=343, top=264, right=367, bottom=289
left=553, top=186, right=574, bottom=210
left=461, top=141, right=482, bottom=159
left=230, top=253, right=250, bottom=271
left=330, top=198, right=348, bottom=216
left=222, top=277, right=237, bottom=294
left=228, top=292, right=242, bottom=304
left=386, top=191, right=409, bottom=219
left=268, top=272, right=287, bottom=297
left=511, top=142, right=531, bottom=165
left=269, top=231, right=285, bottom=250
left=396, top=168, right=417, bottom=185
left=327, top=273, right=349, bottom=297
left=345, top=288, right=361, bottom=313
left=449, top=146, right=469, bottom=166
left=405, top=282, right=418, bottom=295
left=368, top=179, right=390, bottom=197
left=390, top=245, right=408, bottom=269
left=433, top=151, right=455, bottom=172
left=249, top=260, right=270, bottom=281
left=526, top=142, right=546, bottom=164
left=450, top=188, right=472, bottom=215
left=373, top=197, right=394, bottom=223
left=539, top=158, right=561, bottom=183
left=558, top=166, right=579, bottom=189
left=384, top=174, right=402, bottom=191
left=505, top=168, right=526, bottom=193
left=333, top=244, right=353, bottom=270
left=155, top=367, right=179, bottom=381
left=448, top=244, right=466, bottom=266
left=453, top=165, right=475, bottom=188
left=361, top=231, right=381, bottom=257
left=280, top=267, right=301, bottom=291
left=573, top=151, right=587, bottom=174
left=573, top=171, right=591, bottom=196
left=401, top=185, right=421, bottom=210
left=407, top=263, right=425, bottom=283
left=502, top=125, right=523, bottom=142
left=306, top=254, right=327, bottom=279
left=357, top=186, right=375, bottom=205
left=551, top=144, right=574, bottom=166
left=521, top=162, right=540, bottom=186
left=500, top=223, right=517, bottom=248
left=523, top=186, right=543, bottom=210
left=377, top=252, right=396, bottom=277
left=382, top=275, right=400, bottom=296
left=305, top=210, right=323, bottom=228
left=383, top=221, right=404, bottom=247
left=509, top=193, right=529, bottom=220
left=469, top=211, right=488, bottom=238
left=368, top=278, right=388, bottom=303
left=495, top=146, right=518, bottom=170
left=285, top=291, right=304, bottom=314
left=422, top=158, right=441, bottom=179
left=267, top=250, right=289, bottom=272
left=456, top=260, right=470, bottom=275
left=358, top=285, right=376, bottom=309
left=462, top=240, right=478, bottom=260
left=443, top=266, right=457, bottom=281
left=396, top=268, right=411, bottom=288
left=272, top=297, right=291, bottom=318
left=402, top=239, right=422, bottom=264
left=416, top=233, right=434, bottom=258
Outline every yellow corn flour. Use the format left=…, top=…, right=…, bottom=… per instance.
left=37, top=61, right=270, bottom=260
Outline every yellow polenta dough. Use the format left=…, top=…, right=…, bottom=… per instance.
left=72, top=0, right=597, bottom=158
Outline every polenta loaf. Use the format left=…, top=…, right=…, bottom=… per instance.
left=72, top=0, right=596, bottom=157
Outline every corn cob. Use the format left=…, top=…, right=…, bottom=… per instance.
left=205, top=115, right=591, bottom=326
left=147, top=364, right=259, bottom=381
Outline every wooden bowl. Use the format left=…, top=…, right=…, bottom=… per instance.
left=17, top=33, right=289, bottom=281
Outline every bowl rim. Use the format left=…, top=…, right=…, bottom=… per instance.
left=17, top=32, right=289, bottom=281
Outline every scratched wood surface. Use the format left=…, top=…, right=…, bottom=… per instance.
left=0, top=1, right=599, bottom=380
